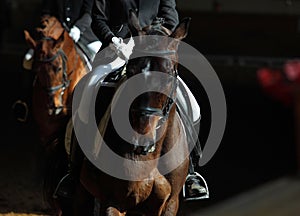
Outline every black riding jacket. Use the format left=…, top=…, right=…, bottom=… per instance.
left=92, top=0, right=179, bottom=48
left=41, top=0, right=99, bottom=43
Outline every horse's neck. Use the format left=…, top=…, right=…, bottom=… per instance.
left=63, top=38, right=89, bottom=75
left=62, top=36, right=92, bottom=72
left=62, top=35, right=76, bottom=56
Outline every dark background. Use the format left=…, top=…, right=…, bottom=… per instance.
left=1, top=0, right=300, bottom=215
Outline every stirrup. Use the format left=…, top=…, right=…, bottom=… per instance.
left=12, top=100, right=29, bottom=123
left=53, top=173, right=75, bottom=199
left=183, top=172, right=209, bottom=201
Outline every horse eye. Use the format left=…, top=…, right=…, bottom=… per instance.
left=56, top=67, right=62, bottom=73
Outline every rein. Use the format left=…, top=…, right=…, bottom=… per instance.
left=134, top=49, right=176, bottom=57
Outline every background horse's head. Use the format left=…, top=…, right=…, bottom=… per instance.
left=24, top=16, right=77, bottom=116
left=125, top=11, right=191, bottom=154
left=23, top=15, right=89, bottom=151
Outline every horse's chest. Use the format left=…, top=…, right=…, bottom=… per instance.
left=126, top=180, right=154, bottom=202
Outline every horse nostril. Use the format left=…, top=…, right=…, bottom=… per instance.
left=146, top=141, right=155, bottom=151
left=55, top=107, right=63, bottom=115
left=48, top=106, right=63, bottom=116
left=48, top=109, right=53, bottom=115
left=132, top=134, right=156, bottom=155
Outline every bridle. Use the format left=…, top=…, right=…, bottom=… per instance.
left=129, top=48, right=178, bottom=122
left=127, top=48, right=178, bottom=155
left=34, top=36, right=71, bottom=115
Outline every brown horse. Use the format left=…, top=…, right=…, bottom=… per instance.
left=24, top=15, right=90, bottom=215
left=72, top=12, right=192, bottom=216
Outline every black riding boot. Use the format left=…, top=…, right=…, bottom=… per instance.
left=183, top=118, right=209, bottom=201
left=53, top=137, right=84, bottom=199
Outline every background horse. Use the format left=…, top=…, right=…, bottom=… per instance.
left=73, top=12, right=191, bottom=216
left=24, top=15, right=90, bottom=215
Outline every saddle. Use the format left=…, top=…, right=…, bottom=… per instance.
left=102, top=64, right=126, bottom=84
left=64, top=66, right=126, bottom=156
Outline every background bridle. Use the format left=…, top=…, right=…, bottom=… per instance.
left=34, top=36, right=70, bottom=115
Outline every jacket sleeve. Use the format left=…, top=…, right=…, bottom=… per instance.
left=74, top=0, right=93, bottom=33
left=91, top=0, right=115, bottom=47
left=74, top=13, right=92, bottom=33
left=157, top=0, right=179, bottom=32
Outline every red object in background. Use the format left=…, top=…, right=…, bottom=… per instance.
left=284, top=60, right=300, bottom=83
left=257, top=67, right=293, bottom=106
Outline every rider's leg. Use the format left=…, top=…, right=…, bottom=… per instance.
left=53, top=132, right=84, bottom=199
left=176, top=77, right=209, bottom=200
left=87, top=40, right=102, bottom=62
left=184, top=122, right=209, bottom=201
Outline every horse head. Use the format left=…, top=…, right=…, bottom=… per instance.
left=23, top=15, right=89, bottom=152
left=125, top=11, right=191, bottom=154
left=24, top=16, right=77, bottom=116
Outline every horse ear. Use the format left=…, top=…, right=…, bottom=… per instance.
left=24, top=30, right=36, bottom=49
left=170, top=17, right=191, bottom=40
left=128, top=9, right=142, bottom=36
left=168, top=17, right=191, bottom=51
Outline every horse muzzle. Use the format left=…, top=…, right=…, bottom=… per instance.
left=132, top=134, right=156, bottom=155
left=48, top=106, right=64, bottom=115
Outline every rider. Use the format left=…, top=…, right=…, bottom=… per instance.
left=40, top=0, right=102, bottom=62
left=90, top=0, right=209, bottom=201
left=13, top=0, right=102, bottom=122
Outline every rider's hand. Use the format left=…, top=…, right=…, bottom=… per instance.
left=69, top=26, right=81, bottom=43
left=110, top=36, right=134, bottom=61
left=24, top=48, right=34, bottom=61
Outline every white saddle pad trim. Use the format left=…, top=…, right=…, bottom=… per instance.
left=77, top=59, right=200, bottom=125
left=78, top=57, right=126, bottom=124
left=177, top=77, right=201, bottom=123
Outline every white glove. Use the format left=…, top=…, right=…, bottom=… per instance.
left=69, top=25, right=81, bottom=43
left=111, top=36, right=134, bottom=61
left=23, top=48, right=34, bottom=70
left=24, top=48, right=34, bottom=61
